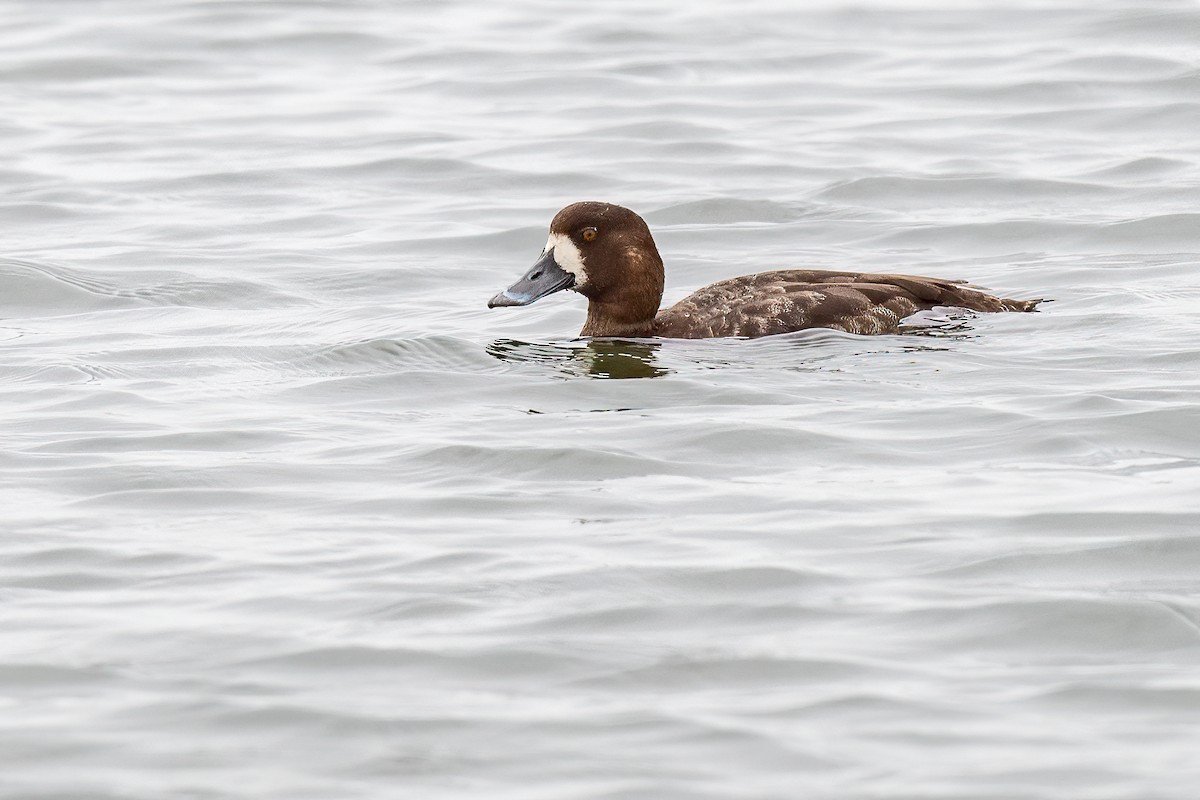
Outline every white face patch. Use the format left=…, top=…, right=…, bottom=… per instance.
left=544, top=232, right=588, bottom=290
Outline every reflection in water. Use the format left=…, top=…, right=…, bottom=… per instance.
left=896, top=307, right=983, bottom=339
left=487, top=314, right=980, bottom=380
left=487, top=338, right=667, bottom=379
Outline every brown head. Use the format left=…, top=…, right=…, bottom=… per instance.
left=488, top=202, right=666, bottom=337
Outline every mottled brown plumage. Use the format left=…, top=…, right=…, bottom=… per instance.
left=653, top=269, right=1038, bottom=338
left=490, top=202, right=1041, bottom=338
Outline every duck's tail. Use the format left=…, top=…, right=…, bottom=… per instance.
left=1001, top=297, right=1047, bottom=312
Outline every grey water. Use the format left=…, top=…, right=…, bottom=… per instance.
left=3, top=1, right=1200, bottom=797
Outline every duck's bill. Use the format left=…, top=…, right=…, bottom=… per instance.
left=488, top=249, right=575, bottom=308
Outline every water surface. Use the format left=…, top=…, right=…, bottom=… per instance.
left=3, top=1, right=1200, bottom=798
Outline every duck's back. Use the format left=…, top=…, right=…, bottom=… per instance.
left=652, top=269, right=1039, bottom=338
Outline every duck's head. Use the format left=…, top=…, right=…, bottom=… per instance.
left=488, top=202, right=665, bottom=334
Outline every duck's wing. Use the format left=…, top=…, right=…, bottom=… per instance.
left=654, top=270, right=1039, bottom=338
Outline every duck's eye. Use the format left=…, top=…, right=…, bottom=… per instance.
left=581, top=227, right=598, bottom=242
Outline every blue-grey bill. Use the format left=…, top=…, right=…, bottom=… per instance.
left=488, top=249, right=575, bottom=308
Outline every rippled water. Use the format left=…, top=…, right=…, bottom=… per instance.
left=4, top=1, right=1200, bottom=797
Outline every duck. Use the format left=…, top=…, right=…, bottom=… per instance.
left=488, top=202, right=1041, bottom=338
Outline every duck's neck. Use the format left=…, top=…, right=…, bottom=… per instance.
left=578, top=262, right=664, bottom=338
left=580, top=299, right=658, bottom=337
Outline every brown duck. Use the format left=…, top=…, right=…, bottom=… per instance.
left=488, top=202, right=1040, bottom=338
